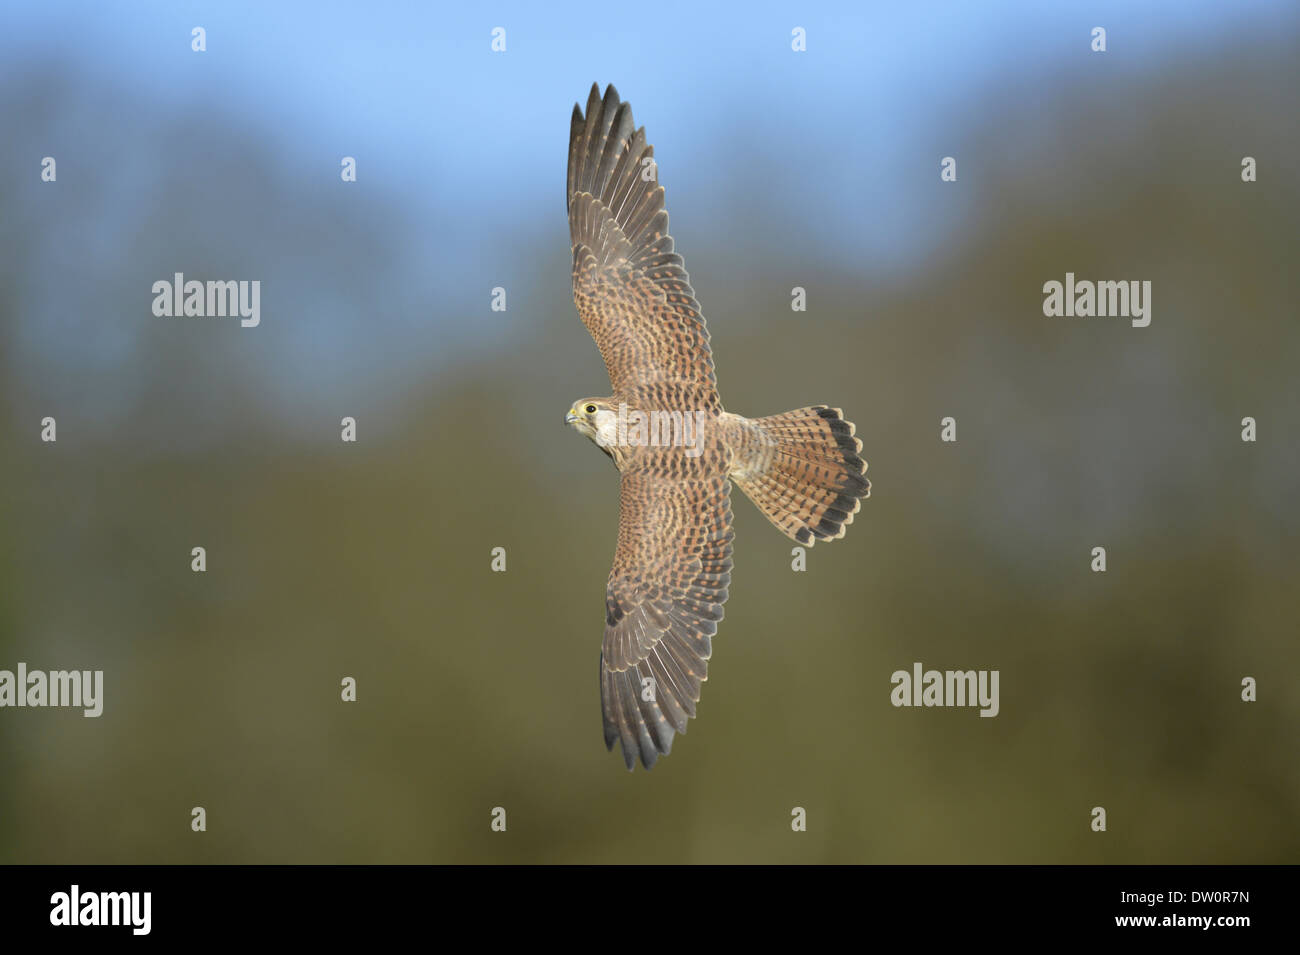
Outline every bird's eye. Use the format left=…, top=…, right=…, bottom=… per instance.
left=584, top=404, right=597, bottom=414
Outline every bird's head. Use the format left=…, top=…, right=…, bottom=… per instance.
left=565, top=398, right=619, bottom=450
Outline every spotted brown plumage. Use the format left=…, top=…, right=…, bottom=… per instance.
left=565, top=84, right=871, bottom=770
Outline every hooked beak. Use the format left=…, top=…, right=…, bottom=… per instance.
left=565, top=410, right=578, bottom=425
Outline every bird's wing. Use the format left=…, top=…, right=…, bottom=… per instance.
left=600, top=470, right=734, bottom=769
left=568, top=83, right=720, bottom=405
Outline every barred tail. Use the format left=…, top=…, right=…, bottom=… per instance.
left=732, top=406, right=870, bottom=546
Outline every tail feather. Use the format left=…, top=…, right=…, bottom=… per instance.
left=732, top=406, right=870, bottom=546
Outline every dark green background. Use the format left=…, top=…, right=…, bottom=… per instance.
left=2, top=29, right=1297, bottom=863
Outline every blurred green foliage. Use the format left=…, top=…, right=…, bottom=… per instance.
left=2, top=46, right=1297, bottom=863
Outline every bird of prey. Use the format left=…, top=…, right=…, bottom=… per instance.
left=564, top=83, right=870, bottom=770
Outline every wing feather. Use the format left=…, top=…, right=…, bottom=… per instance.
left=567, top=83, right=719, bottom=403
left=599, top=471, right=733, bottom=769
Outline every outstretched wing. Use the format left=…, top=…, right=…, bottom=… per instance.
left=568, top=83, right=719, bottom=405
left=600, top=471, right=734, bottom=770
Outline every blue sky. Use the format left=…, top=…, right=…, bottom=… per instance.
left=2, top=1, right=1294, bottom=426
left=6, top=0, right=1291, bottom=272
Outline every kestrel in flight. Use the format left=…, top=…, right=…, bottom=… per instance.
left=564, top=83, right=870, bottom=770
